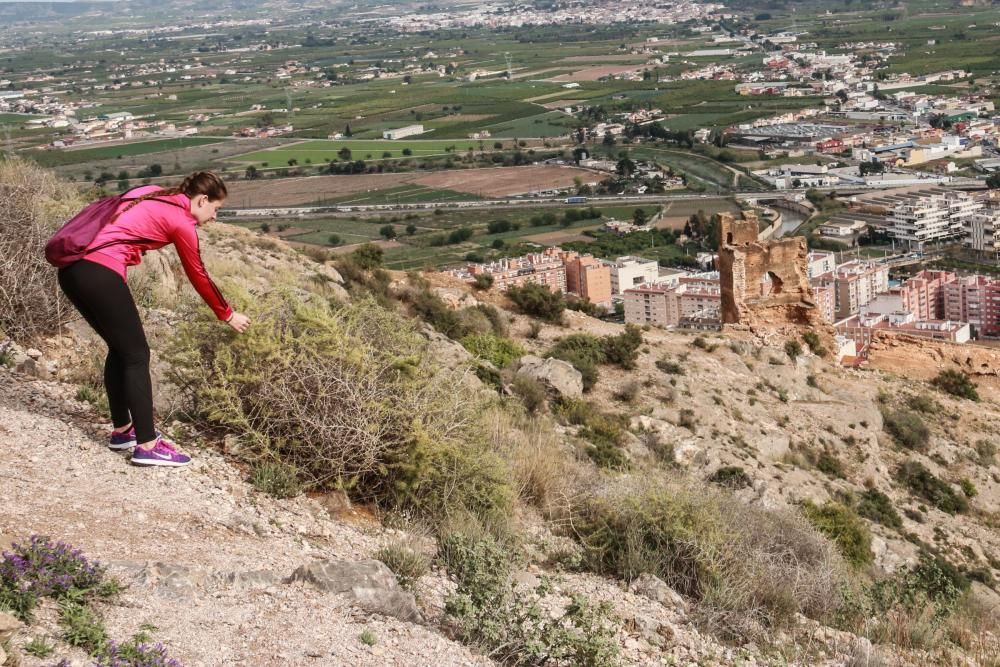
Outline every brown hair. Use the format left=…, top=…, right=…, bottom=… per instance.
left=116, top=170, right=228, bottom=217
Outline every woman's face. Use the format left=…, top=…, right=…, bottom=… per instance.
left=191, top=194, right=224, bottom=225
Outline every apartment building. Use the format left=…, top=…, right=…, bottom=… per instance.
left=888, top=191, right=980, bottom=249
left=965, top=200, right=1000, bottom=253
left=467, top=251, right=566, bottom=293
left=814, top=260, right=890, bottom=320
left=807, top=251, right=836, bottom=279
left=562, top=252, right=612, bottom=307
left=609, top=256, right=660, bottom=295
left=623, top=274, right=721, bottom=328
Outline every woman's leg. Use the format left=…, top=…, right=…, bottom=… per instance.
left=58, top=261, right=156, bottom=444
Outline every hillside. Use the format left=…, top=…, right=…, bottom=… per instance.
left=1, top=161, right=1000, bottom=666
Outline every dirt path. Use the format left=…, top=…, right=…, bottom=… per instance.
left=0, top=370, right=491, bottom=667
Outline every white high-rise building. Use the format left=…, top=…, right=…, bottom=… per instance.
left=608, top=256, right=660, bottom=295
left=889, top=191, right=981, bottom=249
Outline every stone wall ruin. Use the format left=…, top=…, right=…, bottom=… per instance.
left=718, top=211, right=820, bottom=327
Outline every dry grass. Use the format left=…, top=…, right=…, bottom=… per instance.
left=0, top=158, right=86, bottom=342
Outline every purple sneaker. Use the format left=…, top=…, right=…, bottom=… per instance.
left=109, top=426, right=137, bottom=451
left=130, top=437, right=192, bottom=468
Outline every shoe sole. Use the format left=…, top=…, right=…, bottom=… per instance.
left=129, top=458, right=191, bottom=467
left=108, top=441, right=137, bottom=451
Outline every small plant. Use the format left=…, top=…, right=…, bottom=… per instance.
left=856, top=489, right=902, bottom=530
left=441, top=533, right=620, bottom=666
left=655, top=358, right=684, bottom=375
left=975, top=440, right=996, bottom=467
left=906, top=394, right=940, bottom=414
left=526, top=321, right=542, bottom=339
left=678, top=408, right=697, bottom=432
left=959, top=478, right=978, bottom=498
left=0, top=535, right=115, bottom=623
left=881, top=407, right=930, bottom=452
left=376, top=540, right=430, bottom=591
left=23, top=636, right=55, bottom=658
left=60, top=599, right=108, bottom=653
left=898, top=461, right=968, bottom=514
left=801, top=331, right=826, bottom=357
left=0, top=345, right=13, bottom=368
left=784, top=339, right=803, bottom=360
left=707, top=466, right=751, bottom=489
left=359, top=629, right=378, bottom=646
left=612, top=381, right=641, bottom=404
left=802, top=501, right=873, bottom=569
left=806, top=374, right=818, bottom=388
left=511, top=374, right=547, bottom=414
left=691, top=336, right=717, bottom=352
left=461, top=333, right=524, bottom=369
left=816, top=453, right=845, bottom=479
left=249, top=461, right=302, bottom=499
left=472, top=274, right=494, bottom=291
left=95, top=627, right=182, bottom=667
left=579, top=414, right=629, bottom=471
left=930, top=369, right=979, bottom=401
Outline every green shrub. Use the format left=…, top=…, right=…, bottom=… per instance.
left=930, top=370, right=979, bottom=401
left=506, top=283, right=565, bottom=323
left=959, top=478, right=977, bottom=498
left=166, top=290, right=513, bottom=536
left=472, top=274, right=494, bottom=291
left=975, top=439, right=996, bottom=467
left=553, top=397, right=591, bottom=426
left=801, top=501, right=873, bottom=569
left=785, top=339, right=803, bottom=360
left=249, top=461, right=303, bottom=498
left=411, top=290, right=503, bottom=340
left=461, top=333, right=524, bottom=369
left=579, top=414, right=629, bottom=471
left=441, top=533, right=620, bottom=666
left=612, top=380, right=641, bottom=404
left=856, top=489, right=902, bottom=530
left=881, top=407, right=930, bottom=451
left=511, top=374, right=547, bottom=414
left=816, top=453, right=845, bottom=479
left=547, top=333, right=605, bottom=391
left=572, top=480, right=843, bottom=641
left=655, top=358, right=684, bottom=375
left=897, top=461, right=968, bottom=514
left=691, top=336, right=717, bottom=352
left=801, top=331, right=826, bottom=357
left=601, top=324, right=643, bottom=369
left=906, top=394, right=941, bottom=414
left=707, top=466, right=751, bottom=489
left=376, top=540, right=430, bottom=591
left=351, top=243, right=384, bottom=269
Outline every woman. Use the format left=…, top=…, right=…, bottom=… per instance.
left=58, top=171, right=250, bottom=467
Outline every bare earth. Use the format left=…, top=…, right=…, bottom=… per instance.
left=225, top=167, right=595, bottom=207
left=547, top=65, right=645, bottom=82
left=413, top=166, right=595, bottom=197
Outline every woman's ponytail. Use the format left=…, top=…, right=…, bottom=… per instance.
left=116, top=171, right=228, bottom=217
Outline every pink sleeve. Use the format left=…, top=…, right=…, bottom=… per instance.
left=169, top=223, right=233, bottom=321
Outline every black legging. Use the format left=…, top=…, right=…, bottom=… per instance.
left=58, top=260, right=156, bottom=443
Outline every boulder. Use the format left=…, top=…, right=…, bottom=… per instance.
left=288, top=559, right=422, bottom=623
left=287, top=559, right=398, bottom=593
left=0, top=611, right=23, bottom=644
left=629, top=573, right=687, bottom=613
left=515, top=355, right=583, bottom=398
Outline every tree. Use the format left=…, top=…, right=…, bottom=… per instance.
left=379, top=224, right=397, bottom=240
left=616, top=157, right=636, bottom=179
left=245, top=165, right=259, bottom=180
left=344, top=124, right=352, bottom=137
left=632, top=208, right=648, bottom=226
left=338, top=147, right=352, bottom=161
left=405, top=223, right=417, bottom=235
left=402, top=148, right=413, bottom=156
left=148, top=164, right=163, bottom=177
left=328, top=234, right=342, bottom=246
left=602, top=131, right=616, bottom=147
left=506, top=283, right=565, bottom=323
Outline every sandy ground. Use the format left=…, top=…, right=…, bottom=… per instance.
left=414, top=166, right=595, bottom=197
left=546, top=65, right=645, bottom=82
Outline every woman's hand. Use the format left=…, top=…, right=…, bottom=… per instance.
left=225, top=312, right=251, bottom=333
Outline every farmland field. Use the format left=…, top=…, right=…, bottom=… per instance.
left=233, top=138, right=503, bottom=164
left=26, top=137, right=225, bottom=167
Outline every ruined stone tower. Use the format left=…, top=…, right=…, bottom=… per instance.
left=718, top=211, right=820, bottom=327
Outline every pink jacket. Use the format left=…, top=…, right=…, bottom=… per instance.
left=84, top=185, right=233, bottom=321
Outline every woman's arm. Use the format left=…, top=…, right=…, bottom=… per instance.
left=170, top=223, right=234, bottom=321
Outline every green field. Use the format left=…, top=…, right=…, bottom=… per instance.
left=26, top=137, right=226, bottom=167
left=234, top=139, right=499, bottom=165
